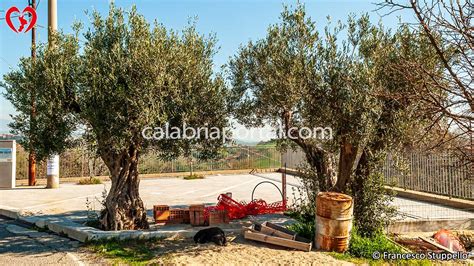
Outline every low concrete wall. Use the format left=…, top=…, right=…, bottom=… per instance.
left=388, top=219, right=473, bottom=234
left=16, top=168, right=279, bottom=186
left=386, top=186, right=474, bottom=211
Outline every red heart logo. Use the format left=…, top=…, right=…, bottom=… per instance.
left=6, top=6, right=37, bottom=33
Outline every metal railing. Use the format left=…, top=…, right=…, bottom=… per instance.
left=15, top=146, right=281, bottom=179
left=383, top=152, right=473, bottom=200
left=281, top=149, right=473, bottom=200
left=16, top=145, right=473, bottom=200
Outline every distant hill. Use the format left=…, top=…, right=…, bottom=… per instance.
left=234, top=139, right=259, bottom=146
left=256, top=139, right=277, bottom=147
left=0, top=134, right=21, bottom=141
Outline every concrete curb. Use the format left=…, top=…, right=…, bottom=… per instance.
left=385, top=186, right=474, bottom=211
left=0, top=207, right=277, bottom=243
left=388, top=218, right=473, bottom=234
left=10, top=212, right=245, bottom=243
left=0, top=206, right=21, bottom=219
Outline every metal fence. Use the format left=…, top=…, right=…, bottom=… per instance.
left=383, top=152, right=473, bottom=200
left=16, top=146, right=473, bottom=200
left=15, top=146, right=282, bottom=180
left=282, top=149, right=473, bottom=200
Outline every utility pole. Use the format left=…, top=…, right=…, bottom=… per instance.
left=46, top=0, right=59, bottom=189
left=28, top=0, right=37, bottom=186
left=48, top=0, right=57, bottom=41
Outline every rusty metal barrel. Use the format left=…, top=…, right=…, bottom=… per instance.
left=315, top=192, right=353, bottom=252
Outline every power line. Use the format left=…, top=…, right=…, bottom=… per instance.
left=0, top=0, right=41, bottom=20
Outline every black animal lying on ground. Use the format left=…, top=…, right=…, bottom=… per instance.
left=194, top=227, right=227, bottom=246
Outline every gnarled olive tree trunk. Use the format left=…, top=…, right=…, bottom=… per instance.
left=99, top=146, right=149, bottom=231
left=333, top=139, right=359, bottom=192
left=301, top=145, right=336, bottom=192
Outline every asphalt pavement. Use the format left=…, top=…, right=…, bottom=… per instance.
left=0, top=216, right=99, bottom=265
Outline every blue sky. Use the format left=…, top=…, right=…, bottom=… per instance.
left=0, top=0, right=414, bottom=141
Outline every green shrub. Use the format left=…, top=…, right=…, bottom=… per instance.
left=287, top=220, right=314, bottom=240
left=350, top=171, right=397, bottom=238
left=183, top=174, right=205, bottom=180
left=284, top=178, right=317, bottom=240
left=348, top=227, right=403, bottom=259
left=78, top=177, right=103, bottom=185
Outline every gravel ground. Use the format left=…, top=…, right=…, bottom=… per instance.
left=149, top=235, right=353, bottom=265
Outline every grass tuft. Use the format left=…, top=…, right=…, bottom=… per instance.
left=87, top=238, right=163, bottom=264
left=78, top=177, right=103, bottom=185
left=183, top=174, right=205, bottom=180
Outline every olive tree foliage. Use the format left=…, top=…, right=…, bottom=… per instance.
left=3, top=5, right=228, bottom=230
left=3, top=35, right=80, bottom=161
left=228, top=5, right=440, bottom=235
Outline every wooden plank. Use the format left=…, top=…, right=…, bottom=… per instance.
left=264, top=222, right=298, bottom=236
left=385, top=236, right=412, bottom=253
left=244, top=230, right=312, bottom=252
left=259, top=224, right=295, bottom=240
left=419, top=236, right=455, bottom=253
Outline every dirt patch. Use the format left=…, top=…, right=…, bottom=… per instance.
left=153, top=235, right=353, bottom=265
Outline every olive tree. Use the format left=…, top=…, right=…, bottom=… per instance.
left=3, top=6, right=228, bottom=230
left=3, top=35, right=80, bottom=162
left=228, top=4, right=440, bottom=234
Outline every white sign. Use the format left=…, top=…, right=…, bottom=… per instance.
left=47, top=155, right=60, bottom=176
left=0, top=148, right=13, bottom=162
left=0, top=140, right=16, bottom=188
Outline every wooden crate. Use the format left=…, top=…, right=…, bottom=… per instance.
left=189, top=204, right=206, bottom=226
left=243, top=224, right=312, bottom=252
left=208, top=209, right=229, bottom=225
left=153, top=205, right=170, bottom=223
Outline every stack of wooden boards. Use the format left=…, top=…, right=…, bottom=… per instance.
left=243, top=222, right=312, bottom=252
left=154, top=204, right=229, bottom=226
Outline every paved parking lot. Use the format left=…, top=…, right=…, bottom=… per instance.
left=0, top=216, right=98, bottom=265
left=0, top=173, right=299, bottom=217
left=1, top=172, right=472, bottom=221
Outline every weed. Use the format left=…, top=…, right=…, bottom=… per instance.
left=78, top=177, right=103, bottom=185
left=87, top=238, right=164, bottom=264
left=31, top=225, right=49, bottom=232
left=348, top=227, right=403, bottom=259
left=85, top=186, right=108, bottom=229
left=286, top=220, right=314, bottom=241
left=183, top=174, right=205, bottom=180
